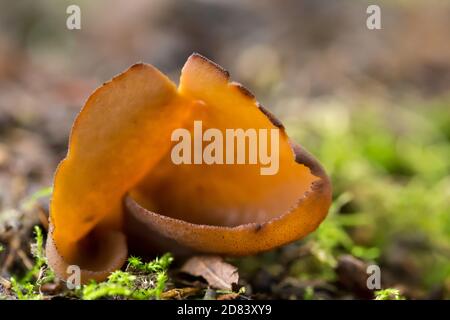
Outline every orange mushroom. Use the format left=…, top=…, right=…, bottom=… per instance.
left=46, top=53, right=332, bottom=283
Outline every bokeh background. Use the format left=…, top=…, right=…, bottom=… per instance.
left=0, top=0, right=449, bottom=299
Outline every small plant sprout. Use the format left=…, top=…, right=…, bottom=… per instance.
left=303, top=286, right=315, bottom=300
left=21, top=226, right=46, bottom=284
left=7, top=225, right=56, bottom=300
left=21, top=186, right=53, bottom=211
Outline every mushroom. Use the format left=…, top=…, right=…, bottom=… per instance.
left=46, top=53, right=332, bottom=283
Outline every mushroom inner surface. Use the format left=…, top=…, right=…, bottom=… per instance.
left=130, top=123, right=318, bottom=227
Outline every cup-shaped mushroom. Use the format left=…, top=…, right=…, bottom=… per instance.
left=46, top=54, right=331, bottom=283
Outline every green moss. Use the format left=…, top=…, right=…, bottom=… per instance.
left=374, top=288, right=405, bottom=300
left=10, top=277, right=41, bottom=300
left=81, top=254, right=173, bottom=300
left=303, top=286, right=315, bottom=300
left=127, top=253, right=174, bottom=273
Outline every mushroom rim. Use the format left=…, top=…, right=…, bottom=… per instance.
left=124, top=141, right=331, bottom=238
left=46, top=136, right=331, bottom=279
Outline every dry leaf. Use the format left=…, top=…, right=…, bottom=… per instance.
left=217, top=293, right=240, bottom=300
left=181, top=256, right=239, bottom=290
left=160, top=287, right=201, bottom=300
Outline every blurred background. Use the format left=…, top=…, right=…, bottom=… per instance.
left=0, top=0, right=449, bottom=299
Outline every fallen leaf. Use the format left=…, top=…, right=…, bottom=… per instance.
left=217, top=293, right=240, bottom=300
left=160, top=287, right=201, bottom=300
left=181, top=256, right=239, bottom=290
